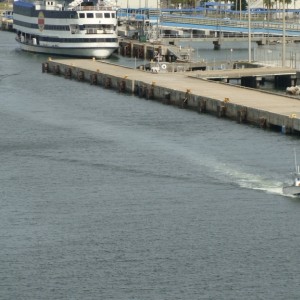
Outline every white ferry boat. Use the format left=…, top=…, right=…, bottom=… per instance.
left=13, top=0, right=119, bottom=58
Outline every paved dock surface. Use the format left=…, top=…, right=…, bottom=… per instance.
left=190, top=66, right=296, bottom=79
left=52, top=58, right=300, bottom=118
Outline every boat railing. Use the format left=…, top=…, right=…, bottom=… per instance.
left=35, top=1, right=44, bottom=5
left=85, top=26, right=115, bottom=34
left=72, top=5, right=115, bottom=11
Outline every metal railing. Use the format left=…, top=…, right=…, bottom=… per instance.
left=161, top=15, right=300, bottom=33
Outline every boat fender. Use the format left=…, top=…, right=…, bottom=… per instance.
left=161, top=64, right=167, bottom=70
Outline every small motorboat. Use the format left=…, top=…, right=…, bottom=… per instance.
left=283, top=149, right=300, bottom=196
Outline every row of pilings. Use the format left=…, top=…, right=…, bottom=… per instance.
left=42, top=61, right=300, bottom=135
left=0, top=19, right=13, bottom=31
left=118, top=40, right=176, bottom=62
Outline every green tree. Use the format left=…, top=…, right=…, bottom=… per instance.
left=278, top=0, right=292, bottom=9
left=263, top=0, right=274, bottom=9
left=231, top=0, right=247, bottom=11
left=263, top=0, right=274, bottom=22
left=170, top=0, right=195, bottom=8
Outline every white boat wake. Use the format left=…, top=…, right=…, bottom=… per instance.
left=176, top=148, right=287, bottom=196
left=213, top=161, right=285, bottom=195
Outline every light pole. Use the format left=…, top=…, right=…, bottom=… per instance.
left=240, top=0, right=242, bottom=20
left=248, top=0, right=251, bottom=62
left=156, top=0, right=159, bottom=40
left=282, top=0, right=286, bottom=67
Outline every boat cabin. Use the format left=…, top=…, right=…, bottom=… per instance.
left=294, top=175, right=300, bottom=186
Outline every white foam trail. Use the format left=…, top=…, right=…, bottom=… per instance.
left=212, top=160, right=286, bottom=195
left=175, top=148, right=287, bottom=196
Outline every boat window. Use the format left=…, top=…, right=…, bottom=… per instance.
left=79, top=13, right=85, bottom=18
left=87, top=13, right=94, bottom=18
left=111, top=13, right=115, bottom=18
left=104, top=13, right=110, bottom=18
left=96, top=13, right=103, bottom=18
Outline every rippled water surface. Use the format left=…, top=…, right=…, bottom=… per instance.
left=1, top=31, right=300, bottom=300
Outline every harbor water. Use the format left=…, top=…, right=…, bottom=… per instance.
left=1, top=31, right=300, bottom=299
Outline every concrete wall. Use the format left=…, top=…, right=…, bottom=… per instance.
left=43, top=61, right=300, bottom=135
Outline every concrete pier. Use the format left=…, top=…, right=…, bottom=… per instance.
left=191, top=66, right=297, bottom=89
left=0, top=18, right=13, bottom=31
left=42, top=58, right=300, bottom=135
